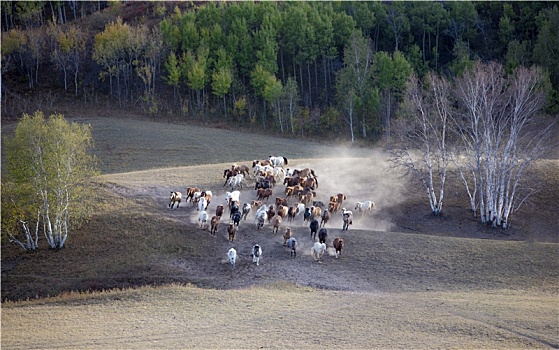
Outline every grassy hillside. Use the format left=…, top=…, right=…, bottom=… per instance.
left=1, top=116, right=558, bottom=349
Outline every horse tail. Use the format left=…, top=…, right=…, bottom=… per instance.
left=283, top=157, right=288, bottom=165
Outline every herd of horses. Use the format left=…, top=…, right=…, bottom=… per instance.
left=168, top=155, right=376, bottom=270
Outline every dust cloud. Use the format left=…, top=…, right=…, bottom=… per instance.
left=291, top=148, right=407, bottom=232
left=184, top=146, right=409, bottom=234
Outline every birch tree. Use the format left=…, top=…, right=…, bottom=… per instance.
left=48, top=23, right=87, bottom=96
left=335, top=30, right=374, bottom=143
left=211, top=66, right=233, bottom=119
left=135, top=25, right=163, bottom=113
left=345, top=30, right=374, bottom=138
left=93, top=17, right=131, bottom=104
left=373, top=51, right=413, bottom=139
left=336, top=64, right=357, bottom=143
left=251, top=63, right=281, bottom=128
left=453, top=62, right=553, bottom=228
left=4, top=111, right=99, bottom=250
left=1, top=183, right=39, bottom=252
left=389, top=73, right=451, bottom=215
left=163, top=51, right=181, bottom=107
left=183, top=45, right=209, bottom=113
left=282, top=76, right=300, bottom=133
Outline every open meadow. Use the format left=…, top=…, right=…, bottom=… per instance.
left=2, top=116, right=558, bottom=349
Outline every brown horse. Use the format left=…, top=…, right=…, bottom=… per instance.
left=185, top=187, right=201, bottom=203
left=257, top=188, right=273, bottom=201
left=215, top=205, right=224, bottom=218
left=169, top=191, right=182, bottom=209
left=271, top=214, right=282, bottom=234
left=283, top=228, right=292, bottom=246
left=318, top=228, right=328, bottom=244
left=275, top=197, right=288, bottom=208
left=336, top=193, right=347, bottom=205
left=299, top=193, right=314, bottom=207
left=333, top=238, right=344, bottom=258
left=227, top=223, right=236, bottom=242
left=210, top=215, right=219, bottom=235
left=232, top=163, right=250, bottom=178
left=301, top=176, right=318, bottom=189
left=293, top=168, right=316, bottom=178
left=276, top=204, right=288, bottom=219
left=320, top=210, right=330, bottom=227
left=283, top=176, right=300, bottom=187
left=328, top=201, right=341, bottom=214
left=287, top=205, right=297, bottom=222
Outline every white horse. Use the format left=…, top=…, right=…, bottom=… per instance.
left=198, top=210, right=208, bottom=229
left=225, top=191, right=241, bottom=205
left=271, top=166, right=286, bottom=182
left=198, top=197, right=208, bottom=212
left=252, top=164, right=265, bottom=177
left=253, top=164, right=274, bottom=177
left=269, top=155, right=288, bottom=168
left=227, top=248, right=237, bottom=270
left=226, top=174, right=244, bottom=191
left=341, top=208, right=353, bottom=231
left=312, top=242, right=327, bottom=261
left=355, top=200, right=375, bottom=215
left=295, top=203, right=306, bottom=219
left=287, top=237, right=297, bottom=258
left=191, top=191, right=202, bottom=206
left=254, top=205, right=268, bottom=229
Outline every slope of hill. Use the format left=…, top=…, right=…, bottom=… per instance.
left=2, top=116, right=557, bottom=348
left=2, top=116, right=557, bottom=299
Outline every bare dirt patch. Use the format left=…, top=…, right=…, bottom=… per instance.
left=91, top=156, right=558, bottom=296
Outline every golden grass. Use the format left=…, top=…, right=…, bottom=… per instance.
left=2, top=284, right=557, bottom=349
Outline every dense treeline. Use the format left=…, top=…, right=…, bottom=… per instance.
left=2, top=1, right=557, bottom=140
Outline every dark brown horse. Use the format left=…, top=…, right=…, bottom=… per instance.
left=320, top=210, right=330, bottom=227
left=210, top=215, right=219, bottom=235
left=318, top=228, right=328, bottom=244
left=333, top=237, right=344, bottom=258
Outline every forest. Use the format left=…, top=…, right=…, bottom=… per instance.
left=1, top=1, right=558, bottom=141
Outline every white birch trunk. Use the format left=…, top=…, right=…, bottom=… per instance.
left=289, top=97, right=295, bottom=134
left=454, top=62, right=550, bottom=228
left=389, top=73, right=449, bottom=216
left=348, top=99, right=355, bottom=143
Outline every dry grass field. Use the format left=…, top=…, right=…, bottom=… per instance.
left=2, top=115, right=558, bottom=349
